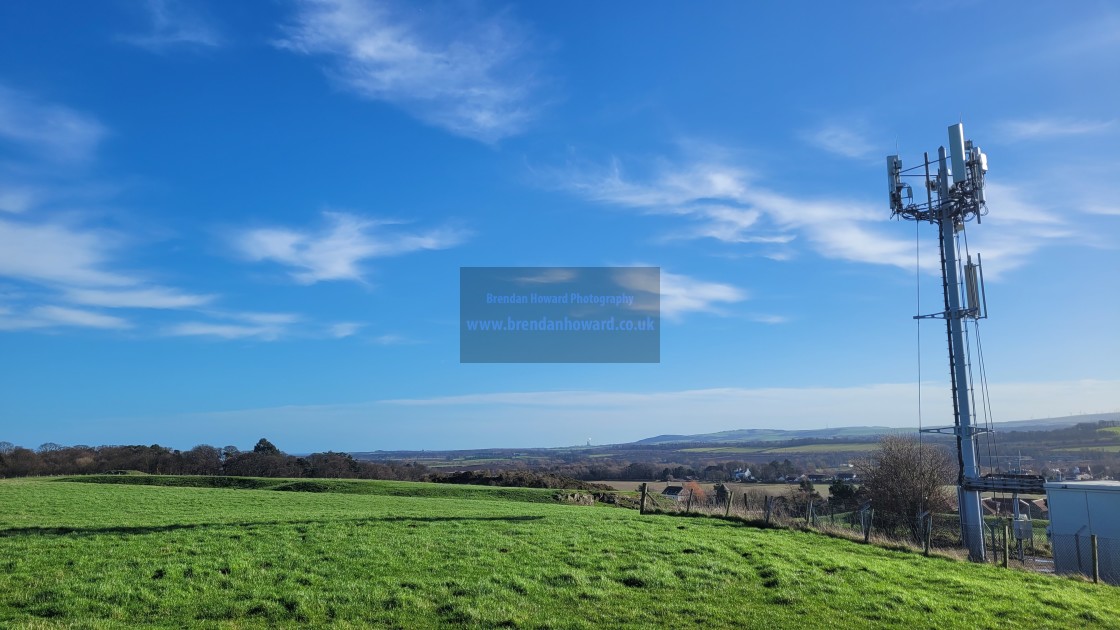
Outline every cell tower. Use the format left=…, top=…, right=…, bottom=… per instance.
left=887, top=123, right=1044, bottom=562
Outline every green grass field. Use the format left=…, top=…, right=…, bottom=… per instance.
left=680, top=446, right=766, bottom=454
left=1055, top=445, right=1120, bottom=453
left=1, top=477, right=1117, bottom=629
left=762, top=443, right=876, bottom=454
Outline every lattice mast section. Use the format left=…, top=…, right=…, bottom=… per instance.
left=887, top=123, right=991, bottom=562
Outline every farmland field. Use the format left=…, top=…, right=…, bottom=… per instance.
left=1, top=477, right=1118, bottom=628
left=1055, top=445, right=1120, bottom=453
left=680, top=446, right=766, bottom=454
left=680, top=443, right=876, bottom=455
left=763, top=443, right=877, bottom=454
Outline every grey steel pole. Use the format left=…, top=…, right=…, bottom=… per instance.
left=938, top=146, right=985, bottom=562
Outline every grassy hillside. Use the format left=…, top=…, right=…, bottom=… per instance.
left=0, top=478, right=1117, bottom=629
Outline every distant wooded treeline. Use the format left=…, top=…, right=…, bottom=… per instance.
left=543, top=459, right=802, bottom=483
left=0, top=438, right=428, bottom=480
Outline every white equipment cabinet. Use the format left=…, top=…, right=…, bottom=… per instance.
left=1045, top=480, right=1120, bottom=584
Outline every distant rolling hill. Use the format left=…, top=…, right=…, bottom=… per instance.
left=634, top=426, right=899, bottom=445
left=349, top=412, right=1119, bottom=464
left=981, top=412, right=1120, bottom=431
left=632, top=412, right=1120, bottom=446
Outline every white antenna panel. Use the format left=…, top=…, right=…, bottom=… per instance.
left=948, top=123, right=967, bottom=184
left=886, top=155, right=902, bottom=210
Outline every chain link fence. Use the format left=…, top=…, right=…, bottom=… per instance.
left=639, top=485, right=967, bottom=556
left=637, top=484, right=1118, bottom=585
left=1048, top=533, right=1119, bottom=585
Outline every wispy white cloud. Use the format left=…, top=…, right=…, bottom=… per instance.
left=236, top=211, right=467, bottom=284
left=997, top=117, right=1116, bottom=141
left=328, top=322, right=364, bottom=338
left=32, top=305, right=131, bottom=329
left=660, top=271, right=745, bottom=319
left=556, top=148, right=1075, bottom=277
left=230, top=311, right=302, bottom=326
left=145, top=379, right=1118, bottom=450
left=121, top=0, right=224, bottom=51
left=658, top=205, right=795, bottom=245
left=0, top=216, right=234, bottom=333
left=163, top=310, right=303, bottom=341
left=0, top=87, right=228, bottom=338
left=371, top=333, right=411, bottom=345
left=0, top=217, right=131, bottom=287
left=0, top=187, right=37, bottom=214
left=277, top=0, right=542, bottom=142
left=372, top=379, right=1120, bottom=444
left=64, top=286, right=216, bottom=309
left=0, top=304, right=131, bottom=330
left=607, top=266, right=743, bottom=320
left=380, top=381, right=1120, bottom=418
left=801, top=122, right=875, bottom=159
left=615, top=268, right=745, bottom=320
left=963, top=182, right=1079, bottom=278
left=0, top=85, right=107, bottom=162
left=555, top=154, right=915, bottom=269
left=0, top=214, right=234, bottom=337
left=1084, top=205, right=1120, bottom=217
left=165, top=322, right=280, bottom=340
left=512, top=268, right=578, bottom=285
left=567, top=157, right=751, bottom=209
left=748, top=313, right=789, bottom=325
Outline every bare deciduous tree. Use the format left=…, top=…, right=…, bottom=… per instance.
left=854, top=435, right=955, bottom=540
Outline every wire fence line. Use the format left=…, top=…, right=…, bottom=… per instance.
left=1049, top=533, right=1119, bottom=585
left=639, top=486, right=961, bottom=555
left=634, top=484, right=1114, bottom=585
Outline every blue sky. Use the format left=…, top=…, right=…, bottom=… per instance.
left=0, top=1, right=1117, bottom=452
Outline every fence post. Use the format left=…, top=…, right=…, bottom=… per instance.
left=924, top=515, right=932, bottom=557
left=1091, top=535, right=1100, bottom=584
left=686, top=490, right=693, bottom=514
left=725, top=491, right=734, bottom=517
left=990, top=523, right=998, bottom=565
left=915, top=511, right=924, bottom=548
left=1008, top=522, right=1016, bottom=567
left=639, top=482, right=648, bottom=515
left=1075, top=533, right=1083, bottom=573
left=764, top=496, right=772, bottom=525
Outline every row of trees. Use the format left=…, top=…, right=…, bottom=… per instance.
left=0, top=438, right=428, bottom=481
left=659, top=437, right=958, bottom=543
left=546, top=459, right=804, bottom=482
left=2, top=433, right=957, bottom=542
